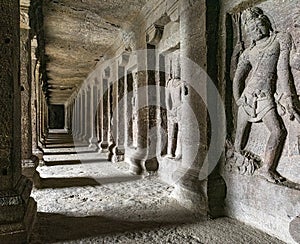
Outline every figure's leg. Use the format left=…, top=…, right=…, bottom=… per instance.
left=259, top=109, right=287, bottom=182
left=234, top=107, right=250, bottom=153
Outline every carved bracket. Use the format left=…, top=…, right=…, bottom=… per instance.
left=146, top=24, right=164, bottom=45
left=118, top=52, right=130, bottom=67
left=103, top=67, right=111, bottom=79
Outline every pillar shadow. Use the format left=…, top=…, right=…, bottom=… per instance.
left=37, top=177, right=101, bottom=188
left=30, top=211, right=200, bottom=243
left=44, top=158, right=107, bottom=166
left=36, top=175, right=142, bottom=189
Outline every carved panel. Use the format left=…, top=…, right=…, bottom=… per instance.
left=164, top=50, right=182, bottom=159
left=225, top=3, right=300, bottom=186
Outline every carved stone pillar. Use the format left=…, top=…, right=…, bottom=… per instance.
left=20, top=6, right=39, bottom=180
left=96, top=80, right=102, bottom=150
left=172, top=0, right=209, bottom=214
left=31, top=41, right=43, bottom=160
left=40, top=88, right=46, bottom=145
left=112, top=60, right=127, bottom=162
left=73, top=92, right=82, bottom=139
left=105, top=63, right=119, bottom=160
left=144, top=44, right=159, bottom=172
left=0, top=0, right=37, bottom=241
left=99, top=68, right=110, bottom=152
left=39, top=91, right=48, bottom=144
left=43, top=95, right=48, bottom=139
left=73, top=98, right=78, bottom=137
left=65, top=100, right=73, bottom=134
left=124, top=68, right=134, bottom=150
left=89, top=83, right=98, bottom=148
left=83, top=86, right=91, bottom=141
left=76, top=93, right=82, bottom=139
left=79, top=90, right=86, bottom=141
left=64, top=103, right=69, bottom=132
left=70, top=99, right=74, bottom=134
left=77, top=96, right=81, bottom=137
left=126, top=45, right=150, bottom=174
left=37, top=78, right=43, bottom=148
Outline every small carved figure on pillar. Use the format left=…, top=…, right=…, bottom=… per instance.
left=166, top=74, right=182, bottom=160
left=233, top=7, right=300, bottom=183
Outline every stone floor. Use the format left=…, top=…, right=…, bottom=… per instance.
left=29, top=131, right=284, bottom=243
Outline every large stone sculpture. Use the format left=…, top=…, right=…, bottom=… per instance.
left=232, top=7, right=300, bottom=183
left=166, top=75, right=182, bottom=160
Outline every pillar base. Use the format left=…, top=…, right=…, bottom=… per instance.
left=98, top=141, right=109, bottom=153
left=33, top=148, right=43, bottom=160
left=158, top=156, right=182, bottom=185
left=171, top=184, right=207, bottom=215
left=0, top=176, right=37, bottom=243
left=22, top=155, right=39, bottom=181
left=171, top=167, right=208, bottom=214
left=37, top=139, right=44, bottom=150
left=111, top=146, right=125, bottom=163
left=129, top=159, right=146, bottom=175
left=107, top=141, right=116, bottom=161
left=125, top=147, right=159, bottom=175
left=0, top=197, right=36, bottom=243
left=125, top=147, right=148, bottom=175
left=88, top=137, right=99, bottom=150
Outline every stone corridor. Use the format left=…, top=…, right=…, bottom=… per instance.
left=29, top=130, right=282, bottom=243
left=1, top=0, right=300, bottom=243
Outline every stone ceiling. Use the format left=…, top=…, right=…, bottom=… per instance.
left=42, top=0, right=147, bottom=104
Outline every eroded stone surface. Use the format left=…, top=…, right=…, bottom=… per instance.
left=30, top=153, right=283, bottom=244
left=221, top=2, right=300, bottom=243
left=42, top=0, right=147, bottom=104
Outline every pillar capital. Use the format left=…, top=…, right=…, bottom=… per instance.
left=146, top=24, right=164, bottom=45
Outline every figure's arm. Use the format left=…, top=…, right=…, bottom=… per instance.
left=233, top=51, right=251, bottom=105
left=277, top=33, right=300, bottom=122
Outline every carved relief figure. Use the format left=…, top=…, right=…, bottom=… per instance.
left=233, top=7, right=300, bottom=183
left=291, top=10, right=300, bottom=71
left=166, top=75, right=182, bottom=160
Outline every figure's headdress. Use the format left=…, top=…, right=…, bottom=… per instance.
left=241, top=7, right=273, bottom=32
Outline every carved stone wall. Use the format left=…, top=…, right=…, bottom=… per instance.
left=219, top=1, right=300, bottom=243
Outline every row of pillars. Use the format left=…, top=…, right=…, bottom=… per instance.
left=0, top=0, right=51, bottom=241
left=0, top=0, right=223, bottom=241
left=65, top=0, right=223, bottom=214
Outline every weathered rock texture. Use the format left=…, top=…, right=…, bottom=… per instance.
left=42, top=0, right=147, bottom=104
left=0, top=0, right=36, bottom=242
left=0, top=0, right=299, bottom=243
left=219, top=0, right=300, bottom=243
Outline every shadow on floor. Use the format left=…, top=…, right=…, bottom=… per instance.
left=36, top=175, right=142, bottom=188
left=44, top=158, right=107, bottom=166
left=37, top=177, right=101, bottom=188
left=43, top=150, right=95, bottom=155
left=30, top=211, right=199, bottom=243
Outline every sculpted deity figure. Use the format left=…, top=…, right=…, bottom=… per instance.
left=233, top=7, right=300, bottom=183
left=166, top=75, right=182, bottom=160
left=291, top=10, right=300, bottom=71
